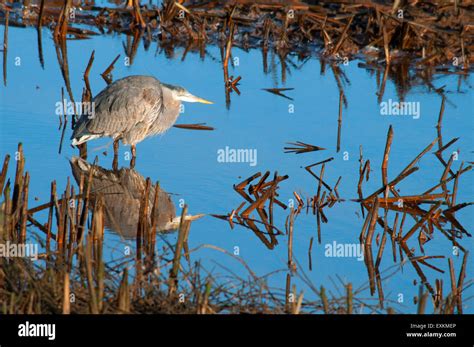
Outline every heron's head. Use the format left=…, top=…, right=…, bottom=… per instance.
left=163, top=84, right=213, bottom=104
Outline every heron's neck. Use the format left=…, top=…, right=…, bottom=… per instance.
left=162, top=87, right=181, bottom=110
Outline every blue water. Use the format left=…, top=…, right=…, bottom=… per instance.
left=0, top=25, right=473, bottom=313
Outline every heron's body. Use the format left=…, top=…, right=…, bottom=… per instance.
left=71, top=75, right=212, bottom=148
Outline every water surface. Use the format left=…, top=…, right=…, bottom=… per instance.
left=0, top=23, right=472, bottom=313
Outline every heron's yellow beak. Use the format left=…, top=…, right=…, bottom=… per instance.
left=195, top=97, right=213, bottom=105
left=179, top=93, right=214, bottom=104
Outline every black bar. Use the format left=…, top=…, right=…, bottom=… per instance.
left=0, top=314, right=472, bottom=346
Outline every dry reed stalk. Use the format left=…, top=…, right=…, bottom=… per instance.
left=3, top=10, right=9, bottom=86
left=285, top=273, right=291, bottom=313
left=91, top=195, right=104, bottom=242
left=66, top=187, right=75, bottom=272
left=334, top=176, right=342, bottom=199
left=46, top=181, right=56, bottom=254
left=118, top=268, right=130, bottom=313
left=365, top=197, right=380, bottom=246
left=136, top=179, right=151, bottom=263
left=382, top=125, right=393, bottom=187
left=3, top=182, right=12, bottom=240
left=37, top=0, right=45, bottom=29
left=54, top=0, right=72, bottom=39
left=436, top=96, right=446, bottom=130
left=83, top=50, right=95, bottom=99
left=287, top=207, right=296, bottom=273
left=390, top=212, right=399, bottom=263
left=169, top=205, right=189, bottom=296
left=364, top=243, right=376, bottom=295
left=183, top=221, right=192, bottom=263
left=96, top=244, right=105, bottom=312
left=400, top=242, right=435, bottom=295
left=382, top=17, right=391, bottom=65
left=284, top=142, right=325, bottom=154
left=435, top=278, right=443, bottom=310
left=417, top=285, right=428, bottom=314
left=316, top=164, right=326, bottom=206
left=19, top=172, right=29, bottom=243
left=320, top=286, right=329, bottom=314
left=101, top=54, right=120, bottom=85
left=346, top=283, right=353, bottom=314
left=440, top=150, right=456, bottom=177
left=12, top=143, right=25, bottom=225
left=294, top=292, right=304, bottom=315
left=223, top=21, right=234, bottom=71
left=364, top=167, right=418, bottom=202
left=357, top=160, right=370, bottom=215
left=332, top=15, right=354, bottom=56
left=149, top=181, right=160, bottom=258
left=293, top=191, right=304, bottom=208
left=377, top=193, right=446, bottom=204
left=133, top=0, right=147, bottom=29
left=456, top=251, right=468, bottom=314
left=77, top=158, right=96, bottom=243
left=375, top=268, right=385, bottom=308
left=57, top=183, right=67, bottom=253
left=336, top=90, right=343, bottom=152
left=375, top=229, right=387, bottom=269
left=84, top=234, right=99, bottom=314
left=401, top=201, right=442, bottom=243
left=36, top=15, right=45, bottom=68
left=262, top=88, right=294, bottom=100
left=62, top=271, right=70, bottom=314
left=173, top=124, right=214, bottom=130
left=306, top=157, right=334, bottom=168
left=399, top=137, right=439, bottom=177
left=0, top=155, right=9, bottom=193
left=359, top=205, right=372, bottom=243
left=448, top=258, right=457, bottom=309
left=241, top=185, right=276, bottom=218
left=435, top=137, right=458, bottom=157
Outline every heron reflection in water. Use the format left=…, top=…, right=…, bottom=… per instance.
left=71, top=75, right=213, bottom=168
left=69, top=157, right=203, bottom=239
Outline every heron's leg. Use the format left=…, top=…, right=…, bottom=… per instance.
left=112, top=139, right=119, bottom=171
left=113, top=139, right=120, bottom=156
left=130, top=145, right=136, bottom=169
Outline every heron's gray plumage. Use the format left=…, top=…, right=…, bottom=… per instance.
left=71, top=75, right=207, bottom=146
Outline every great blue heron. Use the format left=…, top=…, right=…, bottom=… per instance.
left=71, top=75, right=212, bottom=165
left=70, top=157, right=204, bottom=238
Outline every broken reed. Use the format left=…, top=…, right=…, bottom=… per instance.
left=11, top=0, right=471, bottom=68
left=356, top=115, right=471, bottom=311
left=212, top=170, right=289, bottom=250
left=4, top=0, right=471, bottom=111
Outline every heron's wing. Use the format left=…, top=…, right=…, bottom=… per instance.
left=84, top=78, right=164, bottom=136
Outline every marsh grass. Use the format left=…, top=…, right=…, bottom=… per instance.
left=0, top=144, right=470, bottom=314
